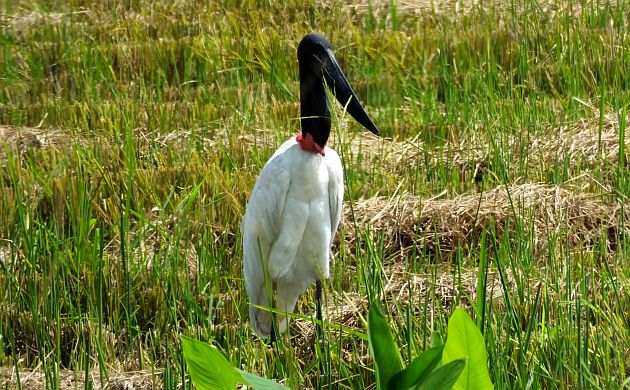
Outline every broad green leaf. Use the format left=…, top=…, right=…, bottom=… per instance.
left=420, top=358, right=466, bottom=390
left=181, top=336, right=242, bottom=390
left=442, top=308, right=494, bottom=390
left=237, top=370, right=290, bottom=390
left=387, top=345, right=444, bottom=390
left=368, top=302, right=404, bottom=389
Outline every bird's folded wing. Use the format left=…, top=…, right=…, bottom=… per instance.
left=242, top=153, right=292, bottom=337
left=243, top=154, right=291, bottom=268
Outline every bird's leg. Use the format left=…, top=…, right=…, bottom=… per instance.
left=315, top=279, right=324, bottom=354
left=269, top=288, right=280, bottom=346
left=268, top=323, right=277, bottom=345
left=315, top=279, right=331, bottom=388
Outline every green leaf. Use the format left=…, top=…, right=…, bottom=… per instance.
left=388, top=345, right=444, bottom=390
left=442, top=308, right=494, bottom=390
left=368, top=302, right=404, bottom=389
left=420, top=358, right=466, bottom=390
left=430, top=331, right=444, bottom=348
left=237, top=370, right=290, bottom=390
left=181, top=336, right=242, bottom=390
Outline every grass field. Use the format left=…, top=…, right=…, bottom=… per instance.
left=1, top=0, right=629, bottom=388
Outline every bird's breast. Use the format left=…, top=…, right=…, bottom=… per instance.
left=289, top=149, right=330, bottom=195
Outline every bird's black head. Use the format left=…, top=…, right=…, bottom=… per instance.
left=297, top=34, right=335, bottom=80
left=297, top=33, right=379, bottom=153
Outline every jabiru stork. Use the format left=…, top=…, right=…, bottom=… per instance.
left=242, top=33, right=380, bottom=340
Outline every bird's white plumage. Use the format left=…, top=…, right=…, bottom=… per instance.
left=242, top=137, right=343, bottom=337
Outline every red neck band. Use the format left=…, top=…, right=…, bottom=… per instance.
left=296, top=133, right=325, bottom=156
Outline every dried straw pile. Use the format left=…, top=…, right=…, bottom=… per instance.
left=339, top=111, right=629, bottom=179
left=338, top=131, right=486, bottom=178
left=528, top=112, right=629, bottom=169
left=0, top=126, right=70, bottom=162
left=343, top=183, right=628, bottom=260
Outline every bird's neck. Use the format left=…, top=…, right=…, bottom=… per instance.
left=299, top=74, right=331, bottom=153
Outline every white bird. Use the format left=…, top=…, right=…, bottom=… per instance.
left=242, top=33, right=379, bottom=339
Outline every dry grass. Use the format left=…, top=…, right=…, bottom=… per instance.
left=0, top=366, right=156, bottom=390
left=332, top=129, right=487, bottom=179
left=0, top=126, right=72, bottom=162
left=4, top=120, right=622, bottom=278
left=289, top=266, right=517, bottom=368
left=343, top=0, right=613, bottom=18
left=2, top=0, right=629, bottom=387
left=336, top=111, right=629, bottom=184
left=3, top=110, right=624, bottom=185
left=528, top=112, right=630, bottom=170
left=327, top=267, right=514, bottom=327
left=2, top=0, right=613, bottom=32
left=343, top=183, right=629, bottom=260
left=2, top=10, right=83, bottom=32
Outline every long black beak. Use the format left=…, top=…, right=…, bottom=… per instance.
left=320, top=49, right=380, bottom=136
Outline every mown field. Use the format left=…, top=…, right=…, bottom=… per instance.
left=1, top=0, right=629, bottom=389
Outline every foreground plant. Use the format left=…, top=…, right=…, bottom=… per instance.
left=181, top=336, right=289, bottom=390
left=182, top=305, right=492, bottom=389
left=368, top=304, right=493, bottom=390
